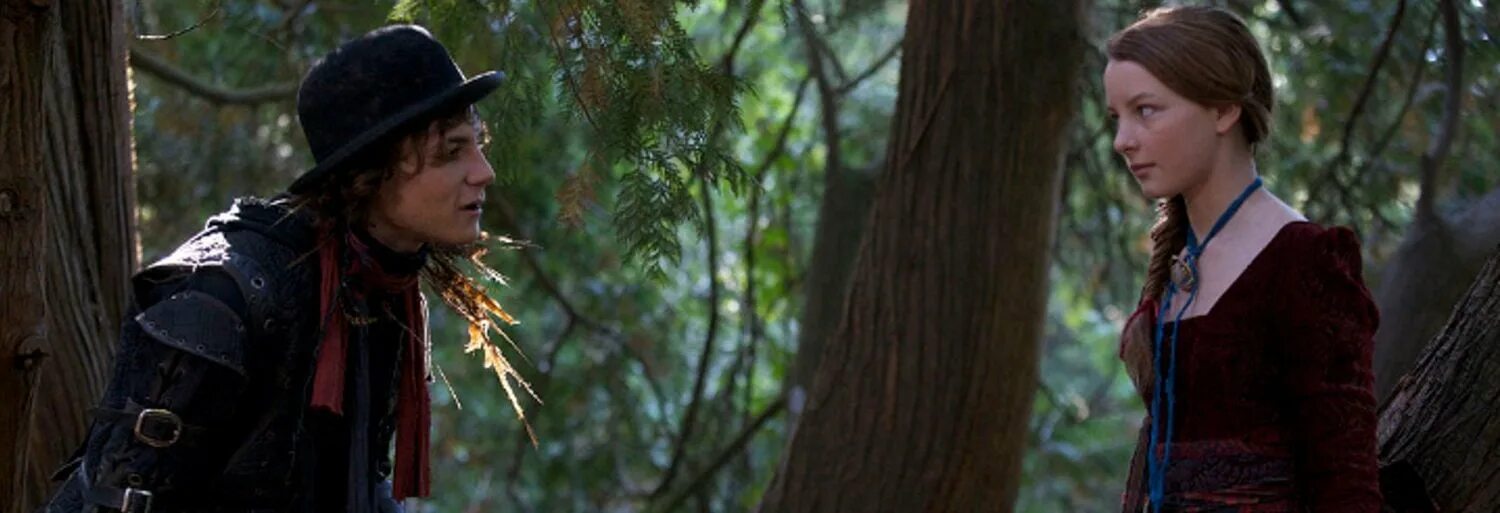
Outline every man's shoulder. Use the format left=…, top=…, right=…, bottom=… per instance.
left=136, top=196, right=321, bottom=324
left=146, top=197, right=316, bottom=273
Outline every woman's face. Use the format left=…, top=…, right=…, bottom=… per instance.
left=1104, top=60, right=1233, bottom=200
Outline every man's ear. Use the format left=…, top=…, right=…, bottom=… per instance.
left=394, top=135, right=422, bottom=176
left=1214, top=103, right=1242, bottom=136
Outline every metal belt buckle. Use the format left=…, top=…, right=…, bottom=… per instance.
left=121, top=487, right=153, bottom=513
left=133, top=408, right=182, bottom=448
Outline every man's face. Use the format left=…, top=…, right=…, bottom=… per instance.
left=366, top=117, right=494, bottom=252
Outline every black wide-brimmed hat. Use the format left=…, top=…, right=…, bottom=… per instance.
left=288, top=25, right=503, bottom=193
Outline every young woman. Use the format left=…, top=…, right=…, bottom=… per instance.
left=44, top=25, right=520, bottom=512
left=1106, top=7, right=1381, bottom=512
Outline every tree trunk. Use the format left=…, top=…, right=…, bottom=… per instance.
left=25, top=0, right=137, bottom=508
left=788, top=164, right=876, bottom=413
left=0, top=0, right=135, bottom=510
left=1, top=0, right=56, bottom=510
left=757, top=0, right=1083, bottom=510
left=1373, top=187, right=1500, bottom=400
left=1372, top=0, right=1485, bottom=401
left=1377, top=245, right=1500, bottom=512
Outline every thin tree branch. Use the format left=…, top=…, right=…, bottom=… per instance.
left=642, top=0, right=780, bottom=492
left=720, top=0, right=767, bottom=73
left=654, top=170, right=723, bottom=498
left=1337, top=0, right=1407, bottom=163
left=834, top=37, right=902, bottom=96
left=1084, top=359, right=1121, bottom=419
left=1417, top=0, right=1465, bottom=223
left=753, top=78, right=812, bottom=182
left=493, top=197, right=606, bottom=333
left=137, top=0, right=221, bottom=41
left=1362, top=11, right=1438, bottom=176
left=1356, top=10, right=1440, bottom=237
left=1035, top=378, right=1067, bottom=416
left=1305, top=0, right=1407, bottom=219
left=794, top=0, right=843, bottom=178
left=793, top=0, right=850, bottom=86
left=540, top=1, right=601, bottom=132
left=651, top=172, right=723, bottom=500
left=129, top=46, right=297, bottom=105
left=504, top=317, right=575, bottom=485
left=656, top=396, right=787, bottom=513
left=275, top=0, right=316, bottom=36
left=734, top=78, right=809, bottom=434
left=737, top=79, right=811, bottom=430
left=492, top=196, right=670, bottom=492
left=741, top=209, right=760, bottom=424
left=1273, top=0, right=1305, bottom=29
left=644, top=1, right=778, bottom=491
left=489, top=203, right=665, bottom=413
left=644, top=3, right=777, bottom=495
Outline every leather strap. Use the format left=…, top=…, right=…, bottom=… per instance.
left=90, top=400, right=205, bottom=448
left=85, top=483, right=153, bottom=513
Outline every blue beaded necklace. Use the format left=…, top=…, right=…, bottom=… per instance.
left=1145, top=176, right=1262, bottom=512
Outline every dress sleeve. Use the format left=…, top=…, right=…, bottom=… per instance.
left=1281, top=226, right=1383, bottom=510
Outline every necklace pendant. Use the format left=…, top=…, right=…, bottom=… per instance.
left=1170, top=255, right=1196, bottom=293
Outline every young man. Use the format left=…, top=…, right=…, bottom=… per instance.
left=44, top=25, right=512, bottom=512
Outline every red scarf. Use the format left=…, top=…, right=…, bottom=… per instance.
left=310, top=228, right=431, bottom=500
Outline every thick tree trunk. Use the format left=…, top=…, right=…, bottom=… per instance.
left=25, top=0, right=137, bottom=508
left=1377, top=245, right=1500, bottom=512
left=788, top=164, right=875, bottom=411
left=0, top=1, right=135, bottom=510
left=757, top=0, right=1083, bottom=510
left=1373, top=188, right=1500, bottom=400
left=1, top=1, right=57, bottom=510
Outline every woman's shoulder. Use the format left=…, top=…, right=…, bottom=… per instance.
left=1270, top=221, right=1364, bottom=278
left=1265, top=221, right=1377, bottom=329
left=1246, top=190, right=1361, bottom=274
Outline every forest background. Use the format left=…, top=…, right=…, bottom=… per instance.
left=2, top=0, right=1498, bottom=511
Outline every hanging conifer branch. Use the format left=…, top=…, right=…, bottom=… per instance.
left=541, top=0, right=603, bottom=131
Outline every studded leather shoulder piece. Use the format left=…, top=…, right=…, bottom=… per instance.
left=134, top=290, right=248, bottom=376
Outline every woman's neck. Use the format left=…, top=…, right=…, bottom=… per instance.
left=1181, top=150, right=1259, bottom=244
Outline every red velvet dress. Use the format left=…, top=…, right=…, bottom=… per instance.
left=1119, top=222, right=1383, bottom=512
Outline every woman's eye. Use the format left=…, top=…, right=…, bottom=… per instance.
left=1138, top=105, right=1157, bottom=117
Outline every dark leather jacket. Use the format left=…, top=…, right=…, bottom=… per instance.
left=43, top=197, right=405, bottom=513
